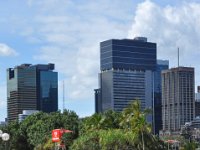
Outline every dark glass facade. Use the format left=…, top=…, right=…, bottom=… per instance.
left=94, top=89, right=101, bottom=113
left=37, top=71, right=58, bottom=112
left=96, top=38, right=157, bottom=125
left=7, top=63, right=58, bottom=122
left=153, top=60, right=169, bottom=134
left=195, top=101, right=200, bottom=117
left=100, top=39, right=156, bottom=71
left=195, top=87, right=200, bottom=117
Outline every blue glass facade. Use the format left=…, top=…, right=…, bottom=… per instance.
left=100, top=39, right=156, bottom=71
left=96, top=38, right=157, bottom=124
left=37, top=71, right=58, bottom=112
left=153, top=60, right=169, bottom=134
left=7, top=63, right=58, bottom=122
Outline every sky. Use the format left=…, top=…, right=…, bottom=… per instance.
left=1, top=0, right=200, bottom=121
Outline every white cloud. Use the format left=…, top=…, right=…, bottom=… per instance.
left=31, top=1, right=133, bottom=102
left=128, top=0, right=200, bottom=86
left=0, top=43, right=18, bottom=56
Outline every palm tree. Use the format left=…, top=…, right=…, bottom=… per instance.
left=79, top=113, right=102, bottom=135
left=120, top=100, right=151, bottom=150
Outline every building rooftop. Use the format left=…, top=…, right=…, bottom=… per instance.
left=8, top=63, right=55, bottom=71
left=162, top=66, right=194, bottom=73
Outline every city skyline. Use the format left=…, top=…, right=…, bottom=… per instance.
left=1, top=0, right=200, bottom=121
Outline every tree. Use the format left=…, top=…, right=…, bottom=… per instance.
left=183, top=141, right=197, bottom=150
left=73, top=101, right=166, bottom=150
left=120, top=100, right=164, bottom=150
left=70, top=129, right=137, bottom=150
left=99, top=129, right=137, bottom=150
left=79, top=110, right=121, bottom=135
left=70, top=131, right=100, bottom=150
left=100, top=110, right=121, bottom=129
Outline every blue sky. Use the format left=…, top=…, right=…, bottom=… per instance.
left=1, top=0, right=200, bottom=121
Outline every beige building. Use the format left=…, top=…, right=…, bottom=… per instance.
left=162, top=67, right=195, bottom=131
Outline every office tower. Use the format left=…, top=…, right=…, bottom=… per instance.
left=7, top=63, right=58, bottom=122
left=162, top=67, right=195, bottom=131
left=195, top=86, right=200, bottom=117
left=153, top=60, right=169, bottom=134
left=195, top=86, right=200, bottom=102
left=95, top=37, right=156, bottom=123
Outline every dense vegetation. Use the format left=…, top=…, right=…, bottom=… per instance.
left=0, top=110, right=79, bottom=150
left=0, top=100, right=167, bottom=150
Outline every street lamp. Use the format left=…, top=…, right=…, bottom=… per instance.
left=0, top=130, right=10, bottom=150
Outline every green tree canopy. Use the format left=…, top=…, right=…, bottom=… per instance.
left=2, top=109, right=79, bottom=150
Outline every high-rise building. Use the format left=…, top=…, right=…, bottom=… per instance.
left=95, top=37, right=156, bottom=123
left=7, top=63, right=58, bottom=122
left=195, top=86, right=200, bottom=117
left=195, top=86, right=200, bottom=102
left=162, top=67, right=195, bottom=131
left=153, top=60, right=169, bottom=134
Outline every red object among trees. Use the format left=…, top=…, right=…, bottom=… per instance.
left=52, top=129, right=73, bottom=142
left=165, top=140, right=179, bottom=144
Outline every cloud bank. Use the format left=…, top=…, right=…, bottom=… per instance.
left=128, top=1, right=200, bottom=86
left=28, top=0, right=133, bottom=103
left=29, top=0, right=200, bottom=110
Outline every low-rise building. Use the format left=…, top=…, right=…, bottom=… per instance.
left=18, top=110, right=39, bottom=122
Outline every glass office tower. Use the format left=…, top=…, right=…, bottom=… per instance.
left=36, top=64, right=58, bottom=112
left=7, top=63, right=58, bottom=122
left=95, top=37, right=157, bottom=124
left=153, top=60, right=169, bottom=134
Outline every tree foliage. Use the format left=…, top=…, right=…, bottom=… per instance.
left=1, top=109, right=79, bottom=150
left=79, top=110, right=121, bottom=135
left=0, top=100, right=167, bottom=150
left=183, top=141, right=198, bottom=150
left=71, top=100, right=166, bottom=150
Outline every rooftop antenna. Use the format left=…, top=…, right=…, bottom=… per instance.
left=63, top=80, right=65, bottom=112
left=178, top=47, right=179, bottom=67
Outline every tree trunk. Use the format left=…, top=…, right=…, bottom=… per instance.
left=141, top=131, right=145, bottom=150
